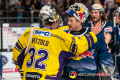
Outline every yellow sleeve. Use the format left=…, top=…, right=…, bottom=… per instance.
left=13, top=28, right=31, bottom=70
left=74, top=32, right=97, bottom=55
left=58, top=25, right=69, bottom=31
left=60, top=31, right=97, bottom=56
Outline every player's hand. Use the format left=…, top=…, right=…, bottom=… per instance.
left=91, top=22, right=102, bottom=35
left=104, top=32, right=111, bottom=45
left=108, top=40, right=120, bottom=54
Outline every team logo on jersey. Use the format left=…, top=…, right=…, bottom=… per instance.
left=107, top=26, right=111, bottom=27
left=71, top=49, right=94, bottom=60
left=69, top=71, right=77, bottom=79
left=34, top=30, right=51, bottom=37
left=119, top=31, right=120, bottom=35
left=26, top=72, right=42, bottom=80
left=78, top=49, right=94, bottom=59
left=104, top=27, right=112, bottom=32
left=63, top=29, right=69, bottom=32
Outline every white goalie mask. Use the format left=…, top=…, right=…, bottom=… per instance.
left=39, top=3, right=59, bottom=24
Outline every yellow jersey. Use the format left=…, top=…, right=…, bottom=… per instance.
left=13, top=26, right=97, bottom=80
left=58, top=25, right=69, bottom=32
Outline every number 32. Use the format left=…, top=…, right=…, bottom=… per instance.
left=26, top=47, right=49, bottom=71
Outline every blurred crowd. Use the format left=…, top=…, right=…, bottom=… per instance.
left=0, top=0, right=120, bottom=24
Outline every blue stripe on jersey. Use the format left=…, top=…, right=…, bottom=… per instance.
left=17, top=48, right=26, bottom=69
left=21, top=73, right=23, bottom=76
left=72, top=37, right=76, bottom=42
left=56, top=51, right=74, bottom=80
left=15, top=43, right=22, bottom=51
left=18, top=40, right=24, bottom=49
left=14, top=61, right=19, bottom=65
left=15, top=62, right=19, bottom=65
left=72, top=43, right=77, bottom=53
left=84, top=33, right=94, bottom=48
left=69, top=40, right=73, bottom=52
left=84, top=34, right=90, bottom=48
left=14, top=46, right=21, bottom=52
left=45, top=77, right=56, bottom=79
left=15, top=40, right=24, bottom=51
left=100, top=57, right=114, bottom=68
left=89, top=33, right=94, bottom=46
left=74, top=45, right=77, bottom=55
left=19, top=71, right=24, bottom=72
left=71, top=37, right=77, bottom=54
left=69, top=37, right=76, bottom=54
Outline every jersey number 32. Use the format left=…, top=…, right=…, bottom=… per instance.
left=26, top=47, right=49, bottom=71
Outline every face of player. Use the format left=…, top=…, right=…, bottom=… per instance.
left=91, top=9, right=101, bottom=23
left=67, top=16, right=81, bottom=31
left=114, top=12, right=120, bottom=24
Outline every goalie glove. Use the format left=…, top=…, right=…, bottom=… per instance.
left=108, top=40, right=120, bottom=54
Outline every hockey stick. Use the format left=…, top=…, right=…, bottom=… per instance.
left=114, top=17, right=118, bottom=79
left=19, top=26, right=34, bottom=73
left=24, top=26, right=34, bottom=55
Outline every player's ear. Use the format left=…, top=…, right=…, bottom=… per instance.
left=101, top=13, right=103, bottom=16
left=53, top=22, right=57, bottom=28
left=118, top=16, right=120, bottom=19
left=78, top=20, right=81, bottom=25
left=76, top=19, right=81, bottom=24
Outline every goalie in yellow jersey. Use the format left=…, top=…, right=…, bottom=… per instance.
left=13, top=3, right=102, bottom=80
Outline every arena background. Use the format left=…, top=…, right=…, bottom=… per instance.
left=0, top=23, right=40, bottom=80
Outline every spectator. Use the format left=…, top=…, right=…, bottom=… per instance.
left=30, top=4, right=39, bottom=22
left=34, top=0, right=37, bottom=5
left=10, top=0, right=18, bottom=9
left=23, top=0, right=31, bottom=22
left=77, top=0, right=80, bottom=3
left=2, top=0, right=7, bottom=16
left=92, top=0, right=101, bottom=4
left=24, top=0, right=31, bottom=12
left=105, top=3, right=111, bottom=22
left=7, top=1, right=15, bottom=22
left=104, top=0, right=115, bottom=9
left=115, top=2, right=120, bottom=10
left=60, top=5, right=65, bottom=20
left=64, top=0, right=71, bottom=11
left=57, top=0, right=61, bottom=10
left=49, top=0, right=56, bottom=5
left=17, top=1, right=24, bottom=22
left=85, top=0, right=92, bottom=11
left=35, top=0, right=41, bottom=10
left=2, top=0, right=9, bottom=22
left=22, top=0, right=26, bottom=7
left=104, top=0, right=115, bottom=22
left=30, top=4, right=36, bottom=12
left=73, top=0, right=78, bottom=4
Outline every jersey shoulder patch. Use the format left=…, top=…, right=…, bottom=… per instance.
left=34, top=29, right=51, bottom=37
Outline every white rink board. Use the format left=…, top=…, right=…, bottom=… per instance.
left=2, top=52, right=21, bottom=80
left=2, top=72, right=21, bottom=80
